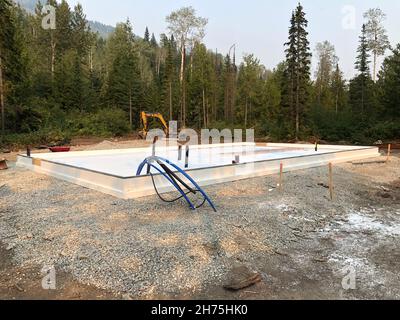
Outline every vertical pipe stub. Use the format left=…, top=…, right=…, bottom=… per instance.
left=152, top=136, right=159, bottom=157
left=178, top=145, right=182, bottom=161
left=185, top=145, right=190, bottom=169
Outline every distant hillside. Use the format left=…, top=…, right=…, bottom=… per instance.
left=88, top=20, right=115, bottom=38
left=14, top=0, right=115, bottom=38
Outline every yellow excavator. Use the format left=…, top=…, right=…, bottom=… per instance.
left=139, top=111, right=169, bottom=139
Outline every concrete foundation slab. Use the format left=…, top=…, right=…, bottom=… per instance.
left=16, top=143, right=380, bottom=199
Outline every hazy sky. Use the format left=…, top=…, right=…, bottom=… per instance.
left=65, top=0, right=400, bottom=79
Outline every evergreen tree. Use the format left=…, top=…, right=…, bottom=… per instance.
left=283, top=3, right=312, bottom=139
left=0, top=0, right=14, bottom=133
left=223, top=54, right=236, bottom=124
left=355, top=25, right=370, bottom=78
left=2, top=2, right=400, bottom=145
left=160, top=36, right=178, bottom=121
left=106, top=22, right=141, bottom=128
left=330, top=64, right=347, bottom=114
left=378, top=43, right=400, bottom=119
left=350, top=24, right=373, bottom=116
left=189, top=43, right=213, bottom=127
left=150, top=33, right=157, bottom=48
left=0, top=0, right=26, bottom=134
left=71, top=3, right=90, bottom=57
left=237, top=54, right=262, bottom=128
left=144, top=27, right=150, bottom=42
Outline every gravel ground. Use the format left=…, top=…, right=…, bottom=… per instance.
left=0, top=146, right=399, bottom=299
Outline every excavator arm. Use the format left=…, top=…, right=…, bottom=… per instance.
left=139, top=111, right=169, bottom=139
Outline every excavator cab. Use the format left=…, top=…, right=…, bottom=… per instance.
left=139, top=111, right=169, bottom=139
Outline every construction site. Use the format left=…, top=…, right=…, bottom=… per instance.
left=1, top=0, right=399, bottom=305
left=1, top=138, right=399, bottom=300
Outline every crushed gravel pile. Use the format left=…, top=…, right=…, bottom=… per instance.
left=1, top=154, right=399, bottom=298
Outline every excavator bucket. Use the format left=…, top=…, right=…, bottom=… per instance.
left=0, top=159, right=8, bottom=170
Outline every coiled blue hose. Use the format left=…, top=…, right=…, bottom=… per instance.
left=137, top=156, right=217, bottom=212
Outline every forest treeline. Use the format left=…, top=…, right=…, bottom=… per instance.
left=0, top=0, right=399, bottom=147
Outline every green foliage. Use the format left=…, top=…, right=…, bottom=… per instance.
left=1, top=2, right=399, bottom=149
left=66, top=108, right=130, bottom=137
left=378, top=44, right=400, bottom=119
left=282, top=3, right=312, bottom=139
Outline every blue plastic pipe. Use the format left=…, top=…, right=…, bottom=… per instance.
left=136, top=156, right=217, bottom=212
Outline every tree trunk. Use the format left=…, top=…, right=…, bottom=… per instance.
left=89, top=46, right=93, bottom=72
left=361, top=78, right=365, bottom=114
left=206, top=97, right=209, bottom=128
left=50, top=33, right=56, bottom=79
left=295, top=73, right=300, bottom=141
left=335, top=87, right=339, bottom=114
left=373, top=52, right=377, bottom=83
left=179, top=44, right=186, bottom=127
left=0, top=52, right=4, bottom=134
left=169, top=80, right=173, bottom=121
left=231, top=71, right=236, bottom=124
left=190, top=51, right=193, bottom=81
left=202, top=88, right=206, bottom=128
left=129, top=90, right=133, bottom=127
left=182, top=79, right=186, bottom=127
left=213, top=49, right=217, bottom=123
left=244, top=97, right=248, bottom=128
left=157, top=51, right=161, bottom=77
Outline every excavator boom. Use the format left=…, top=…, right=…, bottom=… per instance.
left=140, top=111, right=169, bottom=139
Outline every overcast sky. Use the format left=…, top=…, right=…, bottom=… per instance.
left=65, top=0, right=400, bottom=79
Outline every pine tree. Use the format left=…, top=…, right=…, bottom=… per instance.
left=161, top=36, right=178, bottom=121
left=283, top=3, right=312, bottom=139
left=70, top=4, right=91, bottom=112
left=71, top=53, right=84, bottom=112
left=378, top=44, right=400, bottom=119
left=106, top=22, right=141, bottom=128
left=71, top=3, right=89, bottom=57
left=0, top=0, right=13, bottom=133
left=150, top=33, right=157, bottom=47
left=237, top=54, right=261, bottom=128
left=350, top=24, right=372, bottom=115
left=355, top=25, right=370, bottom=78
left=223, top=54, right=236, bottom=124
left=0, top=0, right=26, bottom=134
left=189, top=43, right=213, bottom=127
left=330, top=64, right=346, bottom=114
left=144, top=27, right=150, bottom=42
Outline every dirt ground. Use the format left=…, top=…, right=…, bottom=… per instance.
left=0, top=141, right=399, bottom=300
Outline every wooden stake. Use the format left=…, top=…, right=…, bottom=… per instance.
left=279, top=163, right=283, bottom=191
left=387, top=144, right=392, bottom=163
left=329, top=162, right=334, bottom=200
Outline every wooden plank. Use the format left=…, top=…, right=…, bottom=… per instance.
left=387, top=144, right=391, bottom=163
left=329, top=163, right=334, bottom=200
